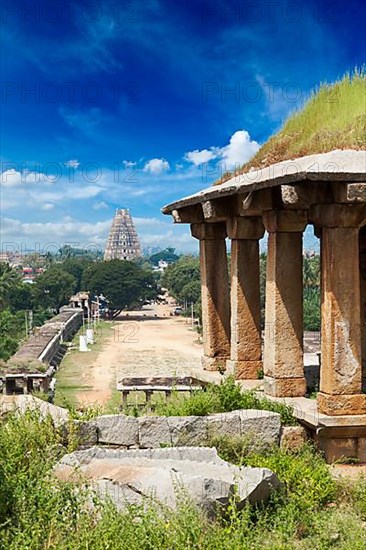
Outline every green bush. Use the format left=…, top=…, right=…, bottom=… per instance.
left=149, top=376, right=297, bottom=425
left=1, top=410, right=366, bottom=548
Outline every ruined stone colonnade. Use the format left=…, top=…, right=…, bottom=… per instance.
left=162, top=151, right=366, bottom=420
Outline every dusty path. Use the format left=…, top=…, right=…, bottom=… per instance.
left=74, top=304, right=220, bottom=406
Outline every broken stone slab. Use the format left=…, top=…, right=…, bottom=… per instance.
left=93, top=414, right=139, bottom=446
left=0, top=394, right=69, bottom=426
left=54, top=446, right=280, bottom=517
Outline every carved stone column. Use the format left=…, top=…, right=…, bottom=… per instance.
left=191, top=223, right=230, bottom=371
left=262, top=210, right=308, bottom=397
left=226, top=217, right=264, bottom=379
left=311, top=205, right=366, bottom=415
left=360, top=226, right=366, bottom=391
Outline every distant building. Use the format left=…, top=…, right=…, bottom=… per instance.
left=104, top=209, right=141, bottom=261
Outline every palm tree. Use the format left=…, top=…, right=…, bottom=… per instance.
left=0, top=263, right=21, bottom=310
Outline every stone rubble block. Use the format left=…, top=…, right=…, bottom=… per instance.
left=167, top=415, right=209, bottom=446
left=54, top=446, right=280, bottom=517
left=138, top=416, right=172, bottom=448
left=280, top=425, right=307, bottom=451
left=93, top=414, right=139, bottom=446
left=206, top=410, right=241, bottom=440
left=238, top=409, right=281, bottom=446
left=72, top=420, right=98, bottom=448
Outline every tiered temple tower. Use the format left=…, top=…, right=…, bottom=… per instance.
left=104, top=209, right=141, bottom=261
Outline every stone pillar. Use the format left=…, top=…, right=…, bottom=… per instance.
left=311, top=205, right=366, bottom=415
left=262, top=210, right=307, bottom=397
left=360, top=226, right=366, bottom=391
left=226, top=217, right=264, bottom=379
left=191, top=223, right=230, bottom=371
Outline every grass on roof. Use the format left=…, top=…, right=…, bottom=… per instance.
left=216, top=70, right=366, bottom=184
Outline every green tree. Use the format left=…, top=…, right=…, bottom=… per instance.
left=0, top=310, right=26, bottom=360
left=161, top=255, right=200, bottom=303
left=81, top=260, right=159, bottom=317
left=149, top=247, right=179, bottom=266
left=32, top=266, right=77, bottom=310
left=61, top=258, right=93, bottom=292
left=0, top=264, right=22, bottom=311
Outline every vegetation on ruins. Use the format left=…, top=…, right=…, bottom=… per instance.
left=216, top=70, right=366, bottom=184
left=1, top=408, right=366, bottom=548
left=122, top=376, right=296, bottom=425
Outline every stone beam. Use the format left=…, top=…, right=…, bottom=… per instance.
left=172, top=205, right=203, bottom=224
left=310, top=203, right=366, bottom=229
left=237, top=189, right=272, bottom=216
left=202, top=197, right=236, bottom=222
left=332, top=182, right=366, bottom=204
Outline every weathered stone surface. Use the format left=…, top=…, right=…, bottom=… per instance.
left=206, top=410, right=241, bottom=440
left=226, top=360, right=262, bottom=379
left=318, top=393, right=366, bottom=416
left=263, top=228, right=306, bottom=397
left=280, top=426, right=307, bottom=451
left=318, top=226, right=363, bottom=398
left=80, top=409, right=281, bottom=449
left=94, top=414, right=139, bottom=446
left=264, top=376, right=307, bottom=398
left=72, top=420, right=98, bottom=448
left=167, top=416, right=208, bottom=446
left=0, top=395, right=69, bottom=426
left=54, top=446, right=280, bottom=516
left=193, top=226, right=230, bottom=370
left=162, top=150, right=366, bottom=215
left=238, top=409, right=281, bottom=447
left=201, top=356, right=227, bottom=372
left=138, top=416, right=172, bottom=448
left=229, top=238, right=262, bottom=379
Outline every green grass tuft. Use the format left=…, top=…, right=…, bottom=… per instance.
left=217, top=69, right=366, bottom=184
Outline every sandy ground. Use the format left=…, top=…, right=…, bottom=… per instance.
left=76, top=304, right=220, bottom=405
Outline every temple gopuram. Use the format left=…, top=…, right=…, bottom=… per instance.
left=104, top=209, right=141, bottom=261
left=162, top=150, right=366, bottom=462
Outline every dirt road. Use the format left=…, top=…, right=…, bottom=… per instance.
left=74, top=304, right=220, bottom=406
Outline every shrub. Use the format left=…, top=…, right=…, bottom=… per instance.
left=1, top=410, right=366, bottom=548
left=150, top=376, right=297, bottom=425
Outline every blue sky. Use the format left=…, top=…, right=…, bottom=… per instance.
left=1, top=0, right=365, bottom=254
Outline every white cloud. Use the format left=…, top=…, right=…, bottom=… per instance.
left=1, top=169, right=40, bottom=187
left=123, top=160, right=137, bottom=168
left=184, top=130, right=260, bottom=171
left=41, top=203, right=54, bottom=210
left=219, top=130, right=260, bottom=169
left=64, top=159, right=80, bottom=168
left=93, top=201, right=109, bottom=210
left=184, top=148, right=219, bottom=166
left=143, top=158, right=170, bottom=175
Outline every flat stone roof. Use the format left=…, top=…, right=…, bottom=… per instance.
left=162, top=149, right=366, bottom=214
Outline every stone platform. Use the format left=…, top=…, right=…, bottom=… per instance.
left=239, top=381, right=366, bottom=463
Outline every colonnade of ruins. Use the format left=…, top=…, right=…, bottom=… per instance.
left=191, top=204, right=366, bottom=416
